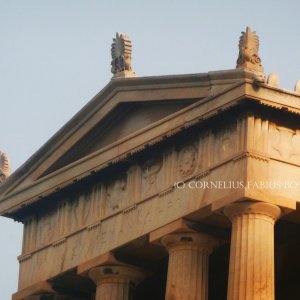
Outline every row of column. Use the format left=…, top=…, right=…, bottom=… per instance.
left=25, top=201, right=281, bottom=300
left=86, top=201, right=281, bottom=300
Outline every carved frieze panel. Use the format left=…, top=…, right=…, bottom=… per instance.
left=141, top=157, right=163, bottom=198
left=178, top=145, right=197, bottom=178
left=106, top=176, right=127, bottom=213
left=269, top=124, right=300, bottom=162
left=214, top=124, right=236, bottom=163
left=36, top=212, right=55, bottom=247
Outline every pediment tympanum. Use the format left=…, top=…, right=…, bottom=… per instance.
left=44, top=100, right=196, bottom=176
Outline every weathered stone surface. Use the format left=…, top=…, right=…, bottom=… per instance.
left=2, top=74, right=300, bottom=216
left=161, top=232, right=218, bottom=300
left=224, top=202, right=281, bottom=300
left=267, top=72, right=280, bottom=88
left=236, top=27, right=265, bottom=80
left=13, top=112, right=300, bottom=290
left=0, top=150, right=10, bottom=183
left=1, top=30, right=300, bottom=299
left=295, top=80, right=300, bottom=93
left=89, top=264, right=144, bottom=300
left=111, top=32, right=135, bottom=78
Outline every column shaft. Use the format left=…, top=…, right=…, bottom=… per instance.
left=224, top=201, right=281, bottom=300
left=96, top=278, right=132, bottom=300
left=162, top=232, right=218, bottom=300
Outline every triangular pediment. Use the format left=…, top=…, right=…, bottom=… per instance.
left=1, top=73, right=215, bottom=199
left=44, top=100, right=195, bottom=175
left=1, top=69, right=258, bottom=216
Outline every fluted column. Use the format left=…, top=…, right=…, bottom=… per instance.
left=224, top=201, right=281, bottom=300
left=161, top=232, right=218, bottom=300
left=88, top=264, right=144, bottom=300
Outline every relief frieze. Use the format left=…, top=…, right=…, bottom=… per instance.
left=216, top=126, right=235, bottom=162
left=37, top=213, right=55, bottom=247
left=178, top=145, right=197, bottom=178
left=141, top=158, right=162, bottom=197
left=269, top=124, right=300, bottom=162
left=72, top=192, right=92, bottom=229
left=20, top=116, right=300, bottom=289
left=106, top=177, right=127, bottom=213
left=20, top=119, right=240, bottom=257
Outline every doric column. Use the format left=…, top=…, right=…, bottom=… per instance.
left=88, top=264, right=144, bottom=300
left=161, top=232, right=218, bottom=300
left=224, top=201, right=281, bottom=300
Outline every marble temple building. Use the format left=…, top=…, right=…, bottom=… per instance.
left=1, top=28, right=300, bottom=300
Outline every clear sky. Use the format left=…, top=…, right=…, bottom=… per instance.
left=0, top=0, right=299, bottom=298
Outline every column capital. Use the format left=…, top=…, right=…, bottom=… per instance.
left=161, top=231, right=219, bottom=255
left=224, top=201, right=281, bottom=221
left=88, top=264, right=145, bottom=287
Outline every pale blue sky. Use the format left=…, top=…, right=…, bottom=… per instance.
left=0, top=1, right=299, bottom=298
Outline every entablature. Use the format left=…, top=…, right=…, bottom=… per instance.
left=1, top=76, right=300, bottom=218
